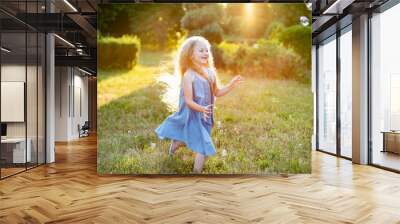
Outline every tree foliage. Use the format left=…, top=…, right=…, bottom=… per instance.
left=98, top=4, right=129, bottom=36
left=128, top=4, right=184, bottom=50
left=98, top=4, right=184, bottom=50
left=181, top=4, right=224, bottom=44
left=271, top=4, right=311, bottom=27
left=98, top=3, right=312, bottom=81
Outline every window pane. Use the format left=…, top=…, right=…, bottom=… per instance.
left=318, top=36, right=337, bottom=154
left=371, top=4, right=400, bottom=171
left=340, top=28, right=352, bottom=158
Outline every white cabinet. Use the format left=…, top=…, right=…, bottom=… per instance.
left=1, top=138, right=32, bottom=163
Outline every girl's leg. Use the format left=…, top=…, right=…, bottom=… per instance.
left=169, top=140, right=186, bottom=155
left=193, top=153, right=206, bottom=173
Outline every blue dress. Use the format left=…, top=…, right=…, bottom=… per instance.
left=155, top=69, right=216, bottom=156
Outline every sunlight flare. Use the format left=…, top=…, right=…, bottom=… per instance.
left=245, top=4, right=254, bottom=17
left=157, top=72, right=181, bottom=111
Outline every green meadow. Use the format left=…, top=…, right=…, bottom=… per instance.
left=97, top=51, right=313, bottom=174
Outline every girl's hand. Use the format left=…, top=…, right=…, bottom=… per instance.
left=202, top=104, right=213, bottom=120
left=230, top=75, right=244, bottom=88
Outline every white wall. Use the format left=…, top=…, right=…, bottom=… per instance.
left=72, top=72, right=89, bottom=138
left=55, top=66, right=69, bottom=141
left=1, top=65, right=38, bottom=137
left=1, top=65, right=25, bottom=81
left=55, top=67, right=89, bottom=141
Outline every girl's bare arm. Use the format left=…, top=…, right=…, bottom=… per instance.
left=215, top=75, right=243, bottom=97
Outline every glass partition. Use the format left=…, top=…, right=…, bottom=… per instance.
left=0, top=1, right=46, bottom=179
left=38, top=32, right=45, bottom=165
left=27, top=30, right=38, bottom=169
left=1, top=30, right=28, bottom=177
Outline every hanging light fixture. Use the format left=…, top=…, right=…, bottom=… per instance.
left=78, top=67, right=93, bottom=76
left=1, top=47, right=11, bottom=53
left=63, top=0, right=78, bottom=12
left=54, top=34, right=75, bottom=48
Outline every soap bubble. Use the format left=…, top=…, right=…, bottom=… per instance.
left=300, top=16, right=309, bottom=27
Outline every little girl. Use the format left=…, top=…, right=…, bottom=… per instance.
left=155, top=36, right=242, bottom=173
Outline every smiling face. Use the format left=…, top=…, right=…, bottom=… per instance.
left=191, top=41, right=209, bottom=66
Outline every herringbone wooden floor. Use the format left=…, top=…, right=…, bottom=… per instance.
left=1, top=135, right=400, bottom=224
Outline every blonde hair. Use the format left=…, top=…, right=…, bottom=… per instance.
left=175, top=36, right=217, bottom=95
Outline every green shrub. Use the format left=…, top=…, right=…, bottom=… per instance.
left=98, top=35, right=141, bottom=70
left=264, top=21, right=285, bottom=40
left=278, top=25, right=312, bottom=70
left=211, top=44, right=225, bottom=69
left=216, top=39, right=308, bottom=82
left=217, top=41, right=240, bottom=69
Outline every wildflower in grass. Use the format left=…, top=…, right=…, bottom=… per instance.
left=217, top=120, right=222, bottom=129
left=221, top=149, right=227, bottom=157
left=150, top=142, right=156, bottom=149
left=272, top=97, right=279, bottom=103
